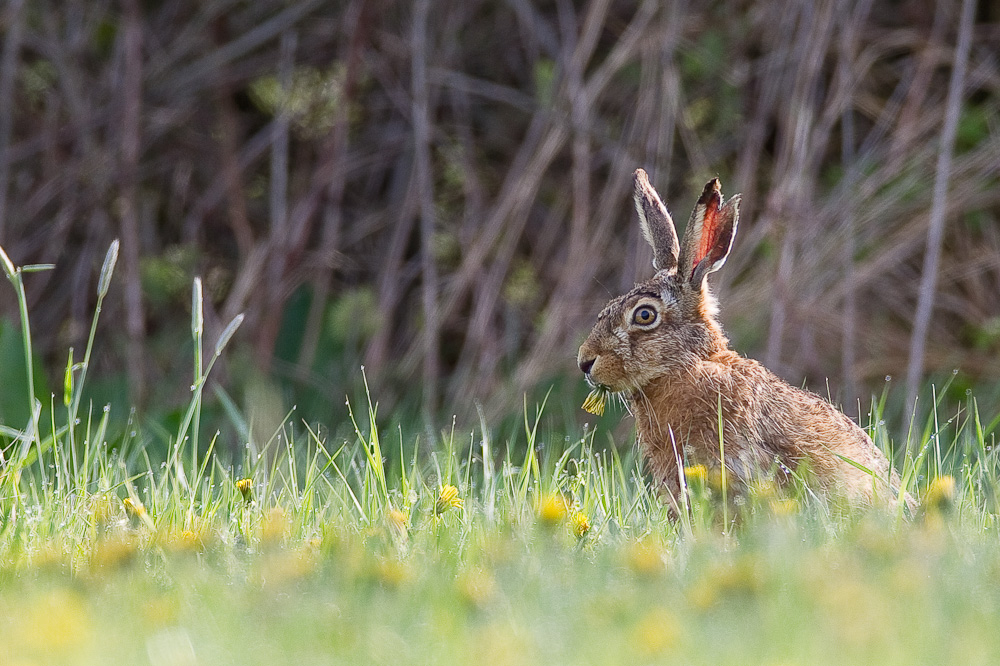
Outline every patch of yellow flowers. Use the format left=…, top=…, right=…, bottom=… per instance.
left=925, top=475, right=956, bottom=513
left=435, top=485, right=464, bottom=515
left=537, top=493, right=591, bottom=538
left=537, top=493, right=568, bottom=524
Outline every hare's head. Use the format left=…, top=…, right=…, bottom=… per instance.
left=577, top=169, right=741, bottom=393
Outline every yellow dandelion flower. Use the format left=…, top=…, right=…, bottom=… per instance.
left=456, top=569, right=498, bottom=608
left=626, top=540, right=665, bottom=577
left=684, top=465, right=708, bottom=486
left=373, top=558, right=411, bottom=587
left=473, top=622, right=531, bottom=666
left=261, top=506, right=290, bottom=545
left=257, top=549, right=317, bottom=587
left=386, top=507, right=409, bottom=541
left=235, top=478, right=253, bottom=503
left=435, top=485, right=464, bottom=514
left=686, top=577, right=718, bottom=610
left=91, top=534, right=139, bottom=571
left=689, top=557, right=764, bottom=610
left=122, top=497, right=154, bottom=529
left=925, top=475, right=956, bottom=512
left=156, top=521, right=214, bottom=554
left=633, top=607, right=680, bottom=656
left=582, top=386, right=609, bottom=416
left=15, top=588, right=92, bottom=653
left=571, top=511, right=591, bottom=538
left=537, top=493, right=567, bottom=525
left=749, top=479, right=778, bottom=500
left=123, top=497, right=146, bottom=519
left=176, top=530, right=203, bottom=550
left=141, top=594, right=180, bottom=628
left=769, top=498, right=798, bottom=516
left=706, top=467, right=725, bottom=491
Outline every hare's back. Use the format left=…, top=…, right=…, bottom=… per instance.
left=748, top=367, right=893, bottom=490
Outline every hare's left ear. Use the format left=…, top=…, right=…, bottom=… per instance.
left=678, top=179, right=740, bottom=286
left=633, top=169, right=680, bottom=272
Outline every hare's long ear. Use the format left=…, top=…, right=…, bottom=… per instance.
left=678, top=178, right=740, bottom=286
left=633, top=169, right=679, bottom=273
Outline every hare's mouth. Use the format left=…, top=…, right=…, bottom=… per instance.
left=581, top=381, right=631, bottom=417
left=585, top=375, right=629, bottom=393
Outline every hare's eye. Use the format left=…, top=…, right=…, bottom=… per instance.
left=632, top=306, right=658, bottom=326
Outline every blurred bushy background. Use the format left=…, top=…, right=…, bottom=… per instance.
left=0, top=0, right=998, bottom=436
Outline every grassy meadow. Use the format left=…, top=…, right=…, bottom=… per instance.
left=3, top=246, right=1000, bottom=666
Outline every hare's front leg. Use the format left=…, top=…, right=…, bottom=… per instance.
left=642, top=446, right=685, bottom=517
left=658, top=475, right=685, bottom=519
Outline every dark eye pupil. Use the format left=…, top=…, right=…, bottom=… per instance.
left=635, top=307, right=655, bottom=324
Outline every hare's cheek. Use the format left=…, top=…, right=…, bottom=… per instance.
left=626, top=338, right=663, bottom=369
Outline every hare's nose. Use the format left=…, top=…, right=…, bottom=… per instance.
left=578, top=356, right=596, bottom=374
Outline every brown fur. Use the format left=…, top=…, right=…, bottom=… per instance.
left=578, top=171, right=911, bottom=513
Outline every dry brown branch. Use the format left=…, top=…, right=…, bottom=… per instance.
left=412, top=0, right=440, bottom=416
left=0, top=0, right=25, bottom=244
left=904, top=0, right=977, bottom=425
left=119, top=0, right=147, bottom=405
left=297, top=0, right=368, bottom=376
left=254, top=29, right=296, bottom=372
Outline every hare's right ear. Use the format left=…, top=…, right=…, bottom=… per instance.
left=678, top=179, right=740, bottom=286
left=633, top=169, right=679, bottom=273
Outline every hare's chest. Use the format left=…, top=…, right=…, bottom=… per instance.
left=633, top=391, right=774, bottom=482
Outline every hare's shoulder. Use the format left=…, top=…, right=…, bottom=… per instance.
left=698, top=351, right=778, bottom=393
left=705, top=353, right=844, bottom=414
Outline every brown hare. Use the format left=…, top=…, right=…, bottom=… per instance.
left=578, top=169, right=911, bottom=513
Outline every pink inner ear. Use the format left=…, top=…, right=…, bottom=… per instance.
left=693, top=195, right=721, bottom=270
